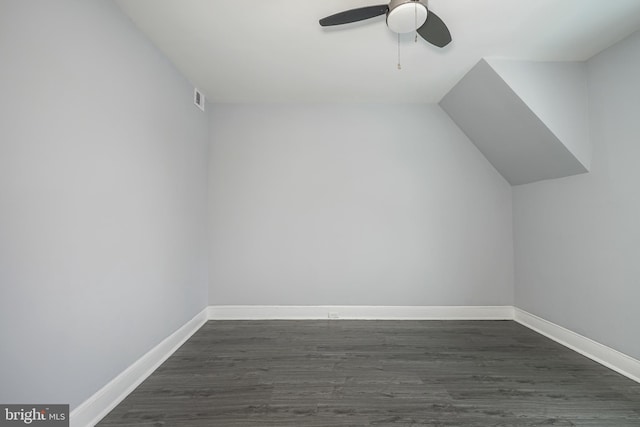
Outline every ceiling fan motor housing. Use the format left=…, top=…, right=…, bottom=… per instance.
left=386, top=0, right=428, bottom=33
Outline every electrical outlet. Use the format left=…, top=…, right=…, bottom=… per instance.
left=328, top=312, right=339, bottom=319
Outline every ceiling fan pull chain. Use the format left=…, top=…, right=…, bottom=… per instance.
left=397, top=33, right=401, bottom=70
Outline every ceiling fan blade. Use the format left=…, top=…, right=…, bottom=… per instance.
left=319, top=5, right=389, bottom=27
left=416, top=10, right=452, bottom=48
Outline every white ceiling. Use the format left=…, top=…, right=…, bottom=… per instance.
left=115, top=0, right=640, bottom=103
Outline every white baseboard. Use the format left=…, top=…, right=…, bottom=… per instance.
left=70, top=308, right=208, bottom=427
left=207, top=305, right=515, bottom=320
left=514, top=308, right=640, bottom=384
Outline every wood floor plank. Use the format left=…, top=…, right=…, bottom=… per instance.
left=98, top=320, right=640, bottom=426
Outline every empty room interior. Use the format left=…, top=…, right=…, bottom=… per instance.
left=2, top=0, right=640, bottom=425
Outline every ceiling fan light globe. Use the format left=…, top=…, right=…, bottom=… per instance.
left=386, top=1, right=428, bottom=33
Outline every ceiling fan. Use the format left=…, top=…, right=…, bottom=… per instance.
left=319, top=0, right=451, bottom=48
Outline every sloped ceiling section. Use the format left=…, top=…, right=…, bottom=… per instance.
left=440, top=59, right=590, bottom=186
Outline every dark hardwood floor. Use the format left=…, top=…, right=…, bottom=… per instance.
left=98, top=320, right=640, bottom=426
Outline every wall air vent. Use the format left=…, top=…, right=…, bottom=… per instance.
left=194, top=88, right=205, bottom=111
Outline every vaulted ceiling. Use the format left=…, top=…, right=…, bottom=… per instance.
left=116, top=0, right=640, bottom=103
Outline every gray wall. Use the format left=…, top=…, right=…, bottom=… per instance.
left=486, top=59, right=591, bottom=170
left=440, top=60, right=588, bottom=186
left=208, top=104, right=514, bottom=306
left=0, top=1, right=209, bottom=408
left=513, top=30, right=640, bottom=359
